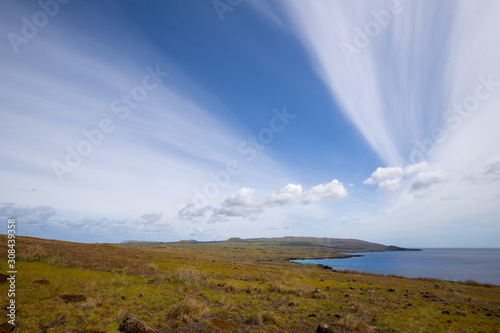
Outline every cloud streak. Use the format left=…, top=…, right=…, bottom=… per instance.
left=254, top=0, right=460, bottom=165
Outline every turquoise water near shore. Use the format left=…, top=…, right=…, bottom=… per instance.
left=292, top=248, right=500, bottom=285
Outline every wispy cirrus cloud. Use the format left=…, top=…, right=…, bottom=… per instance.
left=251, top=0, right=500, bottom=246
left=252, top=0, right=459, bottom=166
left=0, top=1, right=292, bottom=229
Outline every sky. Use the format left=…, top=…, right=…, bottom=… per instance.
left=1, top=0, right=499, bottom=247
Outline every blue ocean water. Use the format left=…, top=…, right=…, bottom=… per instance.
left=292, top=248, right=500, bottom=285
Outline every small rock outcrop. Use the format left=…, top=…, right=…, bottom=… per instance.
left=316, top=323, right=334, bottom=333
left=118, top=317, right=156, bottom=333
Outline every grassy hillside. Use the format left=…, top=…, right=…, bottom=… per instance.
left=1, top=235, right=499, bottom=332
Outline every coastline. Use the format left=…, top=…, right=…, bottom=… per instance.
left=289, top=248, right=500, bottom=286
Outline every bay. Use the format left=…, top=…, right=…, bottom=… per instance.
left=292, top=248, right=500, bottom=285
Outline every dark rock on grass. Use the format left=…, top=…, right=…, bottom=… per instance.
left=118, top=317, right=156, bottom=333
left=316, top=323, right=334, bottom=333
left=0, top=273, right=8, bottom=284
left=0, top=322, right=16, bottom=333
left=442, top=310, right=450, bottom=315
left=59, top=294, right=86, bottom=303
left=33, top=279, right=50, bottom=285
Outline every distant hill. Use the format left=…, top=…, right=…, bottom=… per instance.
left=144, top=236, right=420, bottom=254
left=223, top=236, right=420, bottom=252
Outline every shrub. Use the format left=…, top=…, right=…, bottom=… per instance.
left=174, top=266, right=206, bottom=287
left=338, top=314, right=374, bottom=333
left=245, top=310, right=263, bottom=326
left=215, top=295, right=236, bottom=311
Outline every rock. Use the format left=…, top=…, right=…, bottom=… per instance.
left=118, top=317, right=156, bottom=333
left=388, top=288, right=395, bottom=292
left=0, top=274, right=9, bottom=284
left=59, top=295, right=86, bottom=303
left=0, top=322, right=15, bottom=333
left=442, top=310, right=450, bottom=315
left=316, top=323, right=334, bottom=333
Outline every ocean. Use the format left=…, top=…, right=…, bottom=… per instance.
left=292, top=248, right=500, bottom=285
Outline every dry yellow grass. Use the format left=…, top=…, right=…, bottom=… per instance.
left=0, top=235, right=499, bottom=332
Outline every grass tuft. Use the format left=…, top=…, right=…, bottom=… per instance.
left=166, top=297, right=209, bottom=322
left=173, top=265, right=206, bottom=287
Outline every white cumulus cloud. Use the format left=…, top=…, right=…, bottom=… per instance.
left=266, top=183, right=303, bottom=205
left=364, top=162, right=429, bottom=193
left=302, top=179, right=348, bottom=204
left=178, top=179, right=348, bottom=222
left=216, top=188, right=263, bottom=218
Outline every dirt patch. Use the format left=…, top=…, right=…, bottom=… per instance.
left=210, top=318, right=232, bottom=331
left=59, top=295, right=86, bottom=303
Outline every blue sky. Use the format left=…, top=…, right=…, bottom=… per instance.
left=1, top=0, right=499, bottom=247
